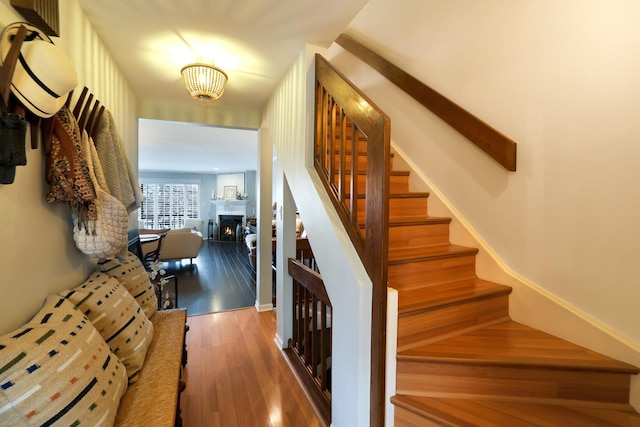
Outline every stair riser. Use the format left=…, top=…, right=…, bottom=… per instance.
left=397, top=295, right=510, bottom=351
left=390, top=175, right=410, bottom=193
left=395, top=407, right=444, bottom=427
left=352, top=198, right=432, bottom=226
left=337, top=174, right=410, bottom=195
left=325, top=134, right=368, bottom=152
left=333, top=153, right=367, bottom=172
left=389, top=223, right=448, bottom=249
left=389, top=255, right=477, bottom=291
left=331, top=153, right=396, bottom=172
left=389, top=197, right=429, bottom=219
left=396, top=362, right=632, bottom=405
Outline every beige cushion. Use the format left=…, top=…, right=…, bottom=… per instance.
left=97, top=251, right=158, bottom=318
left=0, top=296, right=128, bottom=426
left=114, top=309, right=186, bottom=427
left=61, top=272, right=154, bottom=383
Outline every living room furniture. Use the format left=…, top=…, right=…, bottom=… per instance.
left=114, top=308, right=187, bottom=426
left=244, top=216, right=306, bottom=270
left=142, top=231, right=167, bottom=266
left=0, top=271, right=188, bottom=427
left=141, top=227, right=204, bottom=264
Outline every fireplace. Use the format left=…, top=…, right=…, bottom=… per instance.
left=218, top=215, right=243, bottom=241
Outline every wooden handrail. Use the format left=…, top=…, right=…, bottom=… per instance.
left=336, top=33, right=517, bottom=171
left=314, top=54, right=389, bottom=427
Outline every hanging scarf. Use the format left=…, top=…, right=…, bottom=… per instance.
left=45, top=106, right=97, bottom=226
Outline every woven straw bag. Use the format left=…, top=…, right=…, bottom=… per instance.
left=73, top=129, right=127, bottom=258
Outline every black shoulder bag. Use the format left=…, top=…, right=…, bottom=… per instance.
left=0, top=25, right=28, bottom=184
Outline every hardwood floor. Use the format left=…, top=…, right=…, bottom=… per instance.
left=162, top=244, right=322, bottom=425
left=181, top=308, right=325, bottom=427
left=162, top=240, right=257, bottom=316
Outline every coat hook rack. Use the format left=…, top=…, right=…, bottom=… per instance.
left=71, top=86, right=105, bottom=140
left=72, top=86, right=88, bottom=118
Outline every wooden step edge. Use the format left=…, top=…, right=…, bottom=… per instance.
left=324, top=134, right=369, bottom=142
left=388, top=244, right=479, bottom=265
left=389, top=216, right=451, bottom=227
left=389, top=192, right=430, bottom=199
left=391, top=394, right=463, bottom=427
left=391, top=394, right=640, bottom=419
left=331, top=149, right=394, bottom=157
left=338, top=169, right=410, bottom=176
left=397, top=282, right=512, bottom=317
left=354, top=192, right=430, bottom=199
left=396, top=350, right=640, bottom=374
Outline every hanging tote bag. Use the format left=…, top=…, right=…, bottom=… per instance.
left=0, top=24, right=28, bottom=184
left=0, top=94, right=27, bottom=184
left=72, top=129, right=128, bottom=258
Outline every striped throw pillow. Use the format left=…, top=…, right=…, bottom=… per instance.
left=0, top=295, right=127, bottom=426
left=96, top=251, right=158, bottom=319
left=61, top=272, right=154, bottom=383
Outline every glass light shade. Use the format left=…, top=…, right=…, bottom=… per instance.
left=181, top=63, right=228, bottom=102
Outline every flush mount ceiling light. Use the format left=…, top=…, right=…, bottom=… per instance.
left=181, top=63, right=228, bottom=102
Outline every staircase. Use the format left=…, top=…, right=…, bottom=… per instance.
left=383, top=156, right=640, bottom=426
left=314, top=53, right=639, bottom=426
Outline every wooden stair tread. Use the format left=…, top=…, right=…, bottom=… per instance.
left=390, top=192, right=429, bottom=199
left=343, top=169, right=410, bottom=176
left=389, top=244, right=478, bottom=264
left=396, top=279, right=512, bottom=316
left=398, top=320, right=640, bottom=373
left=389, top=216, right=451, bottom=226
left=392, top=395, right=640, bottom=427
left=331, top=149, right=394, bottom=157
left=362, top=216, right=451, bottom=229
left=355, top=192, right=430, bottom=199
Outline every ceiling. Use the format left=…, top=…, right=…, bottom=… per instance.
left=78, top=0, right=367, bottom=174
left=138, top=119, right=258, bottom=174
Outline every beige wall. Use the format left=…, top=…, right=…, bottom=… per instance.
left=0, top=0, right=137, bottom=335
left=329, top=0, right=640, bottom=408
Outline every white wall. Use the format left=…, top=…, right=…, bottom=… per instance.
left=0, top=0, right=138, bottom=335
left=263, top=47, right=374, bottom=426
left=328, top=0, right=640, bottom=408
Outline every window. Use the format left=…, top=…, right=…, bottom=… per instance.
left=139, top=183, right=200, bottom=229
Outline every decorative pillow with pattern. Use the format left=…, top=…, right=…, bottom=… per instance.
left=61, top=271, right=154, bottom=383
left=0, top=295, right=127, bottom=426
left=97, top=251, right=158, bottom=318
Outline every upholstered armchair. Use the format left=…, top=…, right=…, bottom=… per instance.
left=140, top=227, right=204, bottom=264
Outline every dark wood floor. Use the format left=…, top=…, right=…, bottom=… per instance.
left=162, top=240, right=257, bottom=316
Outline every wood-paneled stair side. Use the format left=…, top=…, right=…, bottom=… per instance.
left=344, top=145, right=640, bottom=425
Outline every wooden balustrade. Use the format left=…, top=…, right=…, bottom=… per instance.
left=286, top=258, right=332, bottom=426
left=314, top=54, right=390, bottom=427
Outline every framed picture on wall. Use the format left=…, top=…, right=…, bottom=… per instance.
left=224, top=186, right=237, bottom=200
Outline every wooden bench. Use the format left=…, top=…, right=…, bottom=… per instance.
left=114, top=309, right=188, bottom=427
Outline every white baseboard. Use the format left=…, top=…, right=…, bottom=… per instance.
left=255, top=302, right=274, bottom=312
left=274, top=333, right=285, bottom=349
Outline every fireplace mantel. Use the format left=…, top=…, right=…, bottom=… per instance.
left=211, top=199, right=248, bottom=220
left=211, top=199, right=248, bottom=205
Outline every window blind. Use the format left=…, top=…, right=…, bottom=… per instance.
left=139, top=183, right=200, bottom=229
